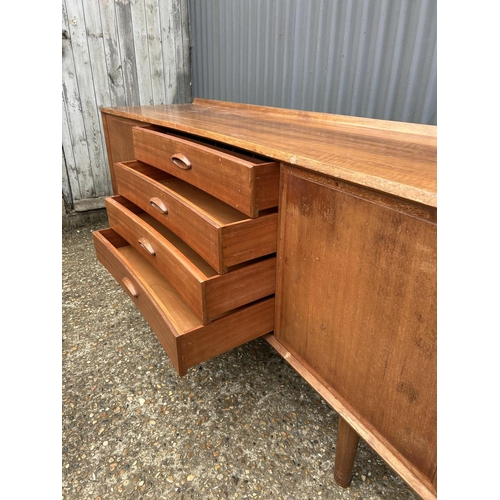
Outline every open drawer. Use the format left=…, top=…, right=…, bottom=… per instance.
left=114, top=160, right=278, bottom=273
left=132, top=126, right=280, bottom=218
left=106, top=195, right=276, bottom=324
left=93, top=228, right=275, bottom=376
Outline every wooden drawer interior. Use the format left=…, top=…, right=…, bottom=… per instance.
left=132, top=126, right=279, bottom=217
left=114, top=160, right=278, bottom=273
left=106, top=195, right=277, bottom=324
left=93, top=228, right=276, bottom=376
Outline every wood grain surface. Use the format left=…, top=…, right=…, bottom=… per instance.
left=106, top=195, right=276, bottom=324
left=275, top=166, right=437, bottom=499
left=114, top=160, right=278, bottom=273
left=102, top=99, right=436, bottom=207
left=93, top=228, right=275, bottom=377
left=132, top=126, right=280, bottom=217
left=98, top=100, right=437, bottom=499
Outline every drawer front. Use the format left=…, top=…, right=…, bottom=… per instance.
left=93, top=228, right=275, bottom=376
left=106, top=195, right=277, bottom=324
left=114, top=160, right=223, bottom=271
left=93, top=228, right=182, bottom=372
left=114, top=160, right=278, bottom=273
left=133, top=127, right=279, bottom=218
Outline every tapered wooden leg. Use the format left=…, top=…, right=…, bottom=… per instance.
left=334, top=416, right=360, bottom=487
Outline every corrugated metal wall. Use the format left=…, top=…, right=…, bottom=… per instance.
left=62, top=0, right=191, bottom=212
left=188, top=0, right=436, bottom=125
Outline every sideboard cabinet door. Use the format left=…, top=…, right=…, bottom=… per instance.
left=275, top=165, right=437, bottom=497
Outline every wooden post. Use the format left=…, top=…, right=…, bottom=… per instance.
left=334, top=416, right=360, bottom=487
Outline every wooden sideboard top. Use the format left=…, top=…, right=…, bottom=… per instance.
left=102, top=99, right=437, bottom=208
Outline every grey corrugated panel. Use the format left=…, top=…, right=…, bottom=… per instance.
left=188, top=0, right=436, bottom=125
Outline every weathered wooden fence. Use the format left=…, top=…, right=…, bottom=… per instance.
left=62, top=0, right=191, bottom=212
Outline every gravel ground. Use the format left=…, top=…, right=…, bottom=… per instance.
left=62, top=216, right=419, bottom=500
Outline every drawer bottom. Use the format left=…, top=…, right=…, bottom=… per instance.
left=93, top=228, right=275, bottom=376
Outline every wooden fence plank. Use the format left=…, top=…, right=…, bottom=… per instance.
left=159, top=0, right=189, bottom=103
left=62, top=0, right=191, bottom=211
left=62, top=0, right=90, bottom=201
left=115, top=0, right=141, bottom=106
left=130, top=0, right=154, bottom=105
left=82, top=0, right=113, bottom=196
left=145, top=0, right=167, bottom=104
left=62, top=149, right=72, bottom=209
left=99, top=0, right=126, bottom=107
left=65, top=0, right=107, bottom=200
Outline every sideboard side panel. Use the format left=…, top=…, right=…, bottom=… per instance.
left=101, top=112, right=149, bottom=193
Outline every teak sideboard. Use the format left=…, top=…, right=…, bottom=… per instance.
left=94, top=99, right=437, bottom=500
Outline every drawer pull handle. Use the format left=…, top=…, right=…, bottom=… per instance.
left=171, top=153, right=192, bottom=170
left=122, top=277, right=138, bottom=298
left=138, top=237, right=156, bottom=256
left=149, top=197, right=168, bottom=214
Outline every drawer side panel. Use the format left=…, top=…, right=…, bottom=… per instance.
left=222, top=212, right=278, bottom=267
left=178, top=297, right=276, bottom=373
left=204, top=257, right=276, bottom=319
